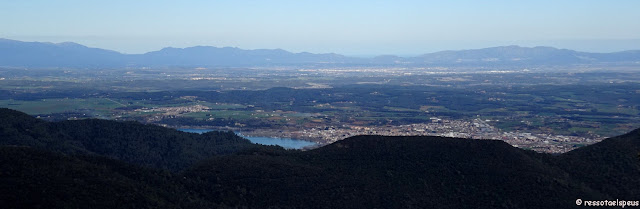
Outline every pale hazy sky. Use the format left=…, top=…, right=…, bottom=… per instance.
left=1, top=0, right=640, bottom=56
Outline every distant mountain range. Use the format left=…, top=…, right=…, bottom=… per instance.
left=1, top=38, right=640, bottom=68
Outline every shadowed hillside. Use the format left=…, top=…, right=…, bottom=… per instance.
left=556, top=128, right=640, bottom=198
left=0, top=108, right=259, bottom=171
left=183, top=136, right=612, bottom=208
left=0, top=146, right=214, bottom=209
left=1, top=108, right=639, bottom=208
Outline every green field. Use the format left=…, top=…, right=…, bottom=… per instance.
left=0, top=98, right=123, bottom=115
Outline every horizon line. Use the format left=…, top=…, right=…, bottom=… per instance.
left=2, top=37, right=640, bottom=58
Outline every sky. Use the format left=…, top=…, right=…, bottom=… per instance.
left=1, top=0, right=640, bottom=56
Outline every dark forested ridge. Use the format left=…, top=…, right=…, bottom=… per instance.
left=556, top=128, right=640, bottom=198
left=1, top=108, right=639, bottom=208
left=0, top=108, right=258, bottom=171
left=182, top=136, right=621, bottom=208
left=0, top=146, right=215, bottom=209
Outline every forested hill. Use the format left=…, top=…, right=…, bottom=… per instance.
left=555, top=128, right=640, bottom=198
left=1, top=108, right=639, bottom=208
left=0, top=108, right=259, bottom=171
left=0, top=146, right=216, bottom=209
left=183, top=134, right=639, bottom=208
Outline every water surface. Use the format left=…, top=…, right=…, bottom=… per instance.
left=179, top=129, right=315, bottom=149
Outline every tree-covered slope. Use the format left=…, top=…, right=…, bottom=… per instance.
left=555, top=128, right=640, bottom=199
left=0, top=108, right=257, bottom=171
left=0, top=146, right=215, bottom=209
left=184, top=136, right=612, bottom=209
left=1, top=108, right=638, bottom=208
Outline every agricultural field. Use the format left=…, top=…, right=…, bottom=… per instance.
left=1, top=69, right=639, bottom=145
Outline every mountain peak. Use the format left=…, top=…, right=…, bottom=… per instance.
left=497, top=45, right=525, bottom=49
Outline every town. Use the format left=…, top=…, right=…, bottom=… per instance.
left=239, top=117, right=601, bottom=153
